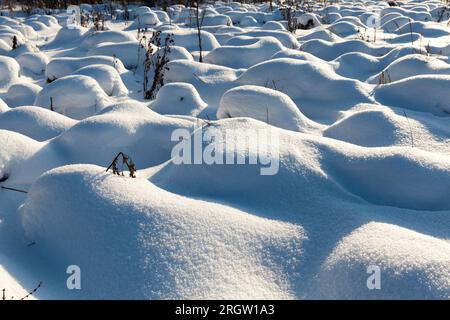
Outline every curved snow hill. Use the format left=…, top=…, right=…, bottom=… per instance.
left=2, top=0, right=450, bottom=300
left=236, top=58, right=374, bottom=124
left=0, top=106, right=76, bottom=141
left=204, top=37, right=285, bottom=69
left=2, top=102, right=195, bottom=186
left=20, top=164, right=306, bottom=299
left=322, top=104, right=450, bottom=154
left=13, top=118, right=450, bottom=299
left=374, top=75, right=450, bottom=116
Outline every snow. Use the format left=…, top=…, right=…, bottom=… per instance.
left=0, top=106, right=76, bottom=141
left=0, top=0, right=450, bottom=300
left=312, top=222, right=450, bottom=299
left=16, top=52, right=49, bottom=75
left=34, top=75, right=111, bottom=119
left=236, top=58, right=373, bottom=123
left=20, top=164, right=305, bottom=299
left=73, top=64, right=128, bottom=96
left=5, top=83, right=42, bottom=108
left=374, top=75, right=450, bottom=115
left=149, top=82, right=207, bottom=117
left=367, top=54, right=450, bottom=83
left=0, top=56, right=20, bottom=90
left=217, top=85, right=319, bottom=132
left=0, top=97, right=9, bottom=112
left=205, top=36, right=285, bottom=68
left=81, top=30, right=137, bottom=49
left=162, top=29, right=220, bottom=53
left=87, top=41, right=145, bottom=70
left=45, top=56, right=126, bottom=82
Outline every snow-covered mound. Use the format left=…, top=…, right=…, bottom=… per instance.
left=311, top=222, right=450, bottom=299
left=0, top=39, right=12, bottom=53
left=237, top=58, right=373, bottom=123
left=151, top=117, right=450, bottom=213
left=301, top=39, right=392, bottom=61
left=20, top=164, right=304, bottom=299
left=237, top=30, right=300, bottom=48
left=0, top=129, right=42, bottom=183
left=262, top=21, right=286, bottom=31
left=87, top=41, right=145, bottom=70
left=1, top=2, right=450, bottom=300
left=5, top=83, right=42, bottom=108
left=153, top=10, right=170, bottom=23
left=0, top=97, right=9, bottom=112
left=149, top=82, right=207, bottom=117
left=6, top=102, right=195, bottom=185
left=48, top=26, right=87, bottom=47
left=328, top=21, right=360, bottom=37
left=296, top=13, right=322, bottom=30
left=45, top=56, right=126, bottom=82
left=73, top=64, right=128, bottom=96
left=324, top=106, right=414, bottom=147
left=396, top=21, right=450, bottom=37
left=165, top=59, right=242, bottom=106
left=217, top=85, right=318, bottom=132
left=298, top=28, right=341, bottom=42
left=0, top=254, right=37, bottom=300
left=127, top=11, right=161, bottom=29
left=0, top=26, right=26, bottom=47
left=162, top=29, right=220, bottom=53
left=239, top=15, right=259, bottom=27
left=0, top=106, right=76, bottom=141
left=34, top=75, right=111, bottom=120
left=159, top=45, right=193, bottom=62
left=331, top=51, right=383, bottom=81
left=81, top=30, right=137, bottom=49
left=0, top=56, right=20, bottom=89
left=15, top=52, right=49, bottom=75
left=368, top=54, right=450, bottom=84
left=374, top=75, right=450, bottom=116
left=199, top=14, right=233, bottom=27
left=205, top=37, right=284, bottom=68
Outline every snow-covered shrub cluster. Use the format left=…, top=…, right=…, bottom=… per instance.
left=0, top=0, right=449, bottom=300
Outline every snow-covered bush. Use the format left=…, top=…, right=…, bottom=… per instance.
left=34, top=75, right=110, bottom=119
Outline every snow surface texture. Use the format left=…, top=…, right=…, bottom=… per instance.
left=0, top=1, right=449, bottom=300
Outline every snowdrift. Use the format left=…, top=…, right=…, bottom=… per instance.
left=15, top=52, right=49, bottom=75
left=34, top=75, right=111, bottom=120
left=149, top=82, right=207, bottom=117
left=162, top=29, right=220, bottom=53
left=73, top=64, right=129, bottom=96
left=374, top=75, right=450, bottom=116
left=0, top=2, right=449, bottom=300
left=217, top=85, right=318, bottom=132
left=5, top=83, right=42, bottom=108
left=20, top=164, right=305, bottom=299
left=205, top=37, right=284, bottom=68
left=311, top=222, right=450, bottom=299
left=0, top=56, right=20, bottom=89
left=236, top=58, right=373, bottom=123
left=45, top=56, right=126, bottom=82
left=151, top=118, right=450, bottom=212
left=0, top=106, right=76, bottom=141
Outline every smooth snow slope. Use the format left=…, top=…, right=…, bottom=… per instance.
left=0, top=0, right=449, bottom=300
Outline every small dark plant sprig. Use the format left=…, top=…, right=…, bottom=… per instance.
left=12, top=35, right=18, bottom=50
left=143, top=31, right=174, bottom=100
left=107, top=152, right=137, bottom=178
left=192, top=1, right=206, bottom=62
left=281, top=5, right=299, bottom=33
left=20, top=281, right=42, bottom=300
left=2, top=281, right=42, bottom=301
left=92, top=10, right=106, bottom=31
